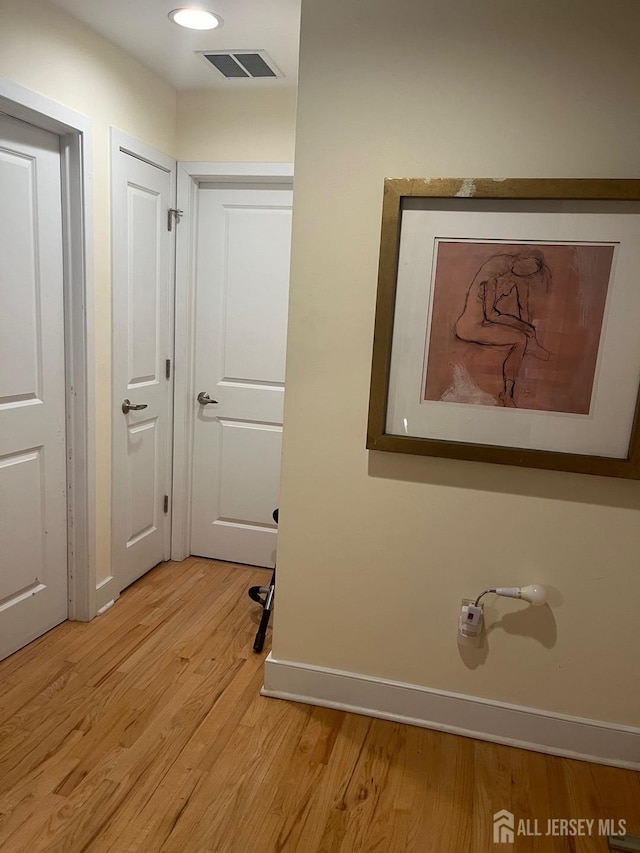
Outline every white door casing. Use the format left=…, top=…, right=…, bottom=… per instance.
left=189, top=182, right=293, bottom=567
left=111, top=134, right=175, bottom=593
left=0, top=114, right=68, bottom=658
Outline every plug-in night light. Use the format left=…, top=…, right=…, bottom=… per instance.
left=474, top=584, right=548, bottom=607
left=495, top=585, right=548, bottom=606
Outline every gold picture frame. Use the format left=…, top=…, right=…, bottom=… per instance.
left=367, top=178, right=640, bottom=478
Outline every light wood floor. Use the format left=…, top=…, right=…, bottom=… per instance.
left=0, top=559, right=638, bottom=852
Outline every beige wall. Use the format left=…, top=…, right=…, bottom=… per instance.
left=177, top=88, right=297, bottom=162
left=0, top=0, right=177, bottom=583
left=273, top=0, right=640, bottom=725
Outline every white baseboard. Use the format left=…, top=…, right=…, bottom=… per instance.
left=262, top=654, right=640, bottom=770
left=95, top=576, right=118, bottom=615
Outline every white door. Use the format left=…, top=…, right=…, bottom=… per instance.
left=0, top=114, right=67, bottom=659
left=112, top=149, right=174, bottom=591
left=190, top=183, right=292, bottom=567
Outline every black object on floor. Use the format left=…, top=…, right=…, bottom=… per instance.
left=248, top=508, right=277, bottom=652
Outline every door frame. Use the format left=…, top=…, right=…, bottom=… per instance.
left=0, top=78, right=95, bottom=621
left=171, top=162, right=294, bottom=561
left=109, top=129, right=177, bottom=603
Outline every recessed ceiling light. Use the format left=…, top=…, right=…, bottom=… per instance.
left=168, top=8, right=223, bottom=30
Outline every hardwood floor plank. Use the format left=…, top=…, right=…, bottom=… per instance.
left=0, top=558, right=638, bottom=853
left=287, top=711, right=375, bottom=851
left=231, top=704, right=343, bottom=852
left=159, top=692, right=309, bottom=851
left=358, top=721, right=419, bottom=853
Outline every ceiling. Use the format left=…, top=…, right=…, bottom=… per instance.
left=50, top=0, right=301, bottom=90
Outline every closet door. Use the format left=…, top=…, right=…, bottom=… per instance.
left=0, top=114, right=68, bottom=660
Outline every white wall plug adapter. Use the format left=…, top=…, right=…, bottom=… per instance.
left=458, top=600, right=484, bottom=640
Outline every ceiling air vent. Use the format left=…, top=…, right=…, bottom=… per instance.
left=200, top=50, right=283, bottom=80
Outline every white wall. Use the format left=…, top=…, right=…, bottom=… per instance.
left=177, top=89, right=297, bottom=162
left=0, top=0, right=177, bottom=584
left=273, top=0, right=640, bottom=726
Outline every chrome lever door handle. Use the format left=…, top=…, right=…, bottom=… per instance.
left=122, top=399, right=148, bottom=414
left=197, top=391, right=218, bottom=405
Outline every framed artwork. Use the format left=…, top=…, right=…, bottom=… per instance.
left=367, top=178, right=640, bottom=478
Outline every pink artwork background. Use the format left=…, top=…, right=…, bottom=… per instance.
left=424, top=241, right=615, bottom=414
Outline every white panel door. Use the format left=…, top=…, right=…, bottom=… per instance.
left=190, top=184, right=292, bottom=567
left=112, top=151, right=173, bottom=591
left=0, top=114, right=67, bottom=659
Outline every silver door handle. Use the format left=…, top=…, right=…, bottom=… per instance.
left=122, top=399, right=148, bottom=414
left=197, top=391, right=218, bottom=405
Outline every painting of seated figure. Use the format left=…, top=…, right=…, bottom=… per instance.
left=423, top=240, right=616, bottom=414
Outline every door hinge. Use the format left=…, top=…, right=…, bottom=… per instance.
left=163, top=495, right=169, bottom=513
left=165, top=358, right=171, bottom=379
left=167, top=208, right=183, bottom=231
